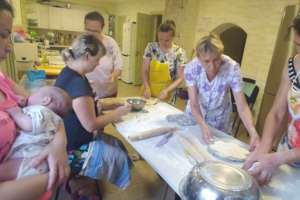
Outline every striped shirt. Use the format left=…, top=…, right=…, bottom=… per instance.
left=288, top=57, right=300, bottom=91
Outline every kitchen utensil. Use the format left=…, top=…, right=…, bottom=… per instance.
left=178, top=135, right=204, bottom=163
left=128, top=127, right=177, bottom=141
left=179, top=161, right=261, bottom=200
left=127, top=98, right=146, bottom=111
left=155, top=132, right=174, bottom=147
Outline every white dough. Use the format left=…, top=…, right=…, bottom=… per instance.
left=209, top=140, right=249, bottom=160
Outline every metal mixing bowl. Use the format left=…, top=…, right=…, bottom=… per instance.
left=127, top=98, right=146, bottom=111
left=179, top=161, right=261, bottom=200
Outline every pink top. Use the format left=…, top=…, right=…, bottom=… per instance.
left=0, top=72, right=18, bottom=162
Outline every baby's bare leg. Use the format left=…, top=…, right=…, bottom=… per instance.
left=0, top=159, right=22, bottom=181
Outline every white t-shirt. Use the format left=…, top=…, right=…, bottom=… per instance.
left=86, top=35, right=123, bottom=99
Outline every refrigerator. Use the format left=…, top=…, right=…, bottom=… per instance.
left=121, top=21, right=137, bottom=83
left=257, top=5, right=298, bottom=145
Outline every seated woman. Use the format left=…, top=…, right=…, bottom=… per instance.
left=142, top=20, right=187, bottom=100
left=184, top=34, right=259, bottom=150
left=0, top=1, right=69, bottom=199
left=243, top=15, right=300, bottom=185
left=54, top=33, right=132, bottom=197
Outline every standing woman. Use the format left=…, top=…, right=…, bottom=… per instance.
left=84, top=11, right=123, bottom=99
left=243, top=15, right=300, bottom=185
left=184, top=34, right=259, bottom=149
left=0, top=1, right=69, bottom=199
left=55, top=33, right=132, bottom=195
left=142, top=20, right=187, bottom=100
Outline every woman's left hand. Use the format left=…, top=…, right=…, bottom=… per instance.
left=249, top=133, right=260, bottom=152
left=31, top=143, right=70, bottom=190
left=159, top=89, right=169, bottom=100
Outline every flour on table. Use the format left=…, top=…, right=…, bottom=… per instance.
left=209, top=140, right=249, bottom=161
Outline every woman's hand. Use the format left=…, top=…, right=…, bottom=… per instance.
left=159, top=89, right=169, bottom=100
left=249, top=133, right=260, bottom=152
left=115, top=104, right=132, bottom=118
left=243, top=152, right=282, bottom=185
left=200, top=123, right=214, bottom=144
left=31, top=143, right=70, bottom=190
left=144, top=87, right=151, bottom=99
left=243, top=146, right=266, bottom=170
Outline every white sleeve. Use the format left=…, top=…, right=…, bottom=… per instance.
left=25, top=106, right=62, bottom=134
left=112, top=39, right=123, bottom=70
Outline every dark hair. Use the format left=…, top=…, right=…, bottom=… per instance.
left=292, top=15, right=300, bottom=34
left=0, top=0, right=14, bottom=17
left=62, top=33, right=106, bottom=62
left=84, top=11, right=105, bottom=28
left=165, top=19, right=176, bottom=28
left=158, top=19, right=176, bottom=36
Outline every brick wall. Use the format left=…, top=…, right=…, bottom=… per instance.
left=165, top=0, right=300, bottom=120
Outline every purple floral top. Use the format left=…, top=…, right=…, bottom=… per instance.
left=184, top=55, right=242, bottom=133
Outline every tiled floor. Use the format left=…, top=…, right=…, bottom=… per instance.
left=56, top=80, right=250, bottom=200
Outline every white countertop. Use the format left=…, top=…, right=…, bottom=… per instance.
left=115, top=102, right=300, bottom=200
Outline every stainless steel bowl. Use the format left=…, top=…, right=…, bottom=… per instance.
left=179, top=161, right=261, bottom=200
left=127, top=98, right=146, bottom=111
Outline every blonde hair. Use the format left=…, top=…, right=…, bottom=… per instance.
left=195, top=34, right=224, bottom=56
left=62, top=33, right=106, bottom=62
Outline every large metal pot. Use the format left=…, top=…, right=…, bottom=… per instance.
left=179, top=161, right=261, bottom=200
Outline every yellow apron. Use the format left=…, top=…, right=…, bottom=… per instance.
left=142, top=59, right=172, bottom=97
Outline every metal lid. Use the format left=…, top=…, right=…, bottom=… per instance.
left=198, top=161, right=252, bottom=191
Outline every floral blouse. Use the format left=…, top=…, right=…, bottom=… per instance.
left=143, top=42, right=187, bottom=80
left=184, top=55, right=242, bottom=133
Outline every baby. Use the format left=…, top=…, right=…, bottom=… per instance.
left=4, top=86, right=71, bottom=180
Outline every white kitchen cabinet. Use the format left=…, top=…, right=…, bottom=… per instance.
left=26, top=3, right=49, bottom=28
left=25, top=3, right=96, bottom=32
left=49, top=7, right=64, bottom=30
left=62, top=9, right=85, bottom=32
left=26, top=2, right=39, bottom=27
left=38, top=5, right=49, bottom=29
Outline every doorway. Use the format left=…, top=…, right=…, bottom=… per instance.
left=212, top=23, right=247, bottom=65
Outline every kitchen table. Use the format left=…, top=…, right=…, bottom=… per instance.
left=114, top=101, right=300, bottom=200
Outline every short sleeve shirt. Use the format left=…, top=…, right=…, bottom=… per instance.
left=184, top=55, right=242, bottom=133
left=0, top=72, right=19, bottom=110
left=143, top=42, right=187, bottom=80
left=86, top=35, right=123, bottom=99
left=55, top=67, right=94, bottom=150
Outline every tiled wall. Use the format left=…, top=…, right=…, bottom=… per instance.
left=165, top=0, right=300, bottom=121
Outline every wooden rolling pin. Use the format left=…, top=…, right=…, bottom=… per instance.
left=128, top=127, right=178, bottom=141
left=178, top=135, right=204, bottom=163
